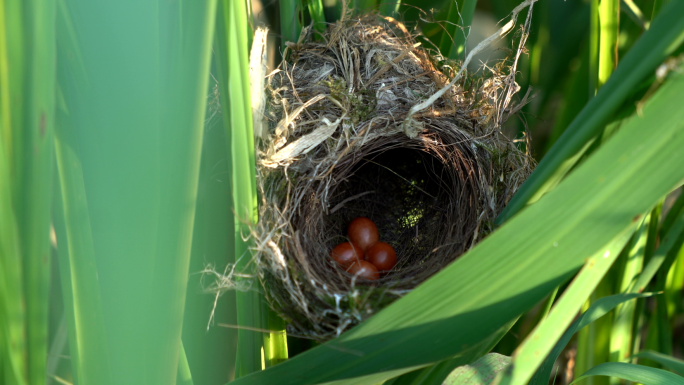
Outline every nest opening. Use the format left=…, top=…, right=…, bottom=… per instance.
left=307, top=130, right=480, bottom=288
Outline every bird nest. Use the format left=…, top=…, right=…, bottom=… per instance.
left=208, top=2, right=537, bottom=340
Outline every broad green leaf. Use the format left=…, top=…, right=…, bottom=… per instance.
left=56, top=0, right=218, bottom=383
left=573, top=362, right=684, bottom=385
left=442, top=354, right=511, bottom=385
left=227, top=63, right=684, bottom=385
left=498, top=225, right=642, bottom=385
left=634, top=350, right=684, bottom=375
left=499, top=0, right=684, bottom=222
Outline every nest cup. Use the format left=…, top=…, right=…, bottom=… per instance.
left=243, top=13, right=535, bottom=340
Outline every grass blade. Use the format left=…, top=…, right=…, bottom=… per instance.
left=215, top=0, right=262, bottom=376
left=281, top=0, right=302, bottom=46
left=177, top=342, right=194, bottom=385
left=634, top=351, right=684, bottom=375
left=0, top=2, right=24, bottom=385
left=598, top=0, right=619, bottom=87
left=498, top=0, right=684, bottom=222
left=500, top=226, right=640, bottom=385
left=17, top=1, right=56, bottom=383
left=215, top=0, right=288, bottom=377
left=0, top=1, right=56, bottom=384
left=573, top=362, right=684, bottom=385
left=53, top=120, right=112, bottom=385
left=0, top=119, right=27, bottom=385
left=589, top=0, right=599, bottom=97
left=379, top=0, right=401, bottom=16
left=530, top=292, right=656, bottom=385
left=609, top=216, right=649, bottom=367
left=50, top=161, right=79, bottom=383
left=307, top=0, right=327, bottom=35
left=660, top=191, right=684, bottom=239
left=634, top=208, right=684, bottom=293
left=438, top=0, right=478, bottom=59
left=664, top=245, right=684, bottom=318
left=181, top=88, right=238, bottom=383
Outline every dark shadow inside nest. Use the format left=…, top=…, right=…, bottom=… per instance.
left=323, top=135, right=481, bottom=285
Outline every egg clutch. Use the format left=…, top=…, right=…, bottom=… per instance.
left=330, top=217, right=397, bottom=281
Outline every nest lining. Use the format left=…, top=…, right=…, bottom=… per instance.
left=208, top=4, right=537, bottom=340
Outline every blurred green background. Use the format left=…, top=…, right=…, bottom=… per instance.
left=2, top=0, right=684, bottom=384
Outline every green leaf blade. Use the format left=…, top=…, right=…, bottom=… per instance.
left=499, top=0, right=684, bottom=222
left=634, top=350, right=684, bottom=375
left=573, top=362, right=684, bottom=385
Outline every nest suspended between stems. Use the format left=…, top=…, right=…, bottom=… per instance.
left=233, top=11, right=535, bottom=340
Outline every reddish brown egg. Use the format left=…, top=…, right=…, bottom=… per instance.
left=366, top=242, right=397, bottom=273
left=347, top=217, right=379, bottom=252
left=330, top=242, right=364, bottom=268
left=346, top=260, right=379, bottom=281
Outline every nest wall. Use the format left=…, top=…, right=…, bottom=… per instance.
left=241, top=13, right=535, bottom=340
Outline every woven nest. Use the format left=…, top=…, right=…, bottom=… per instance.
left=209, top=3, right=537, bottom=340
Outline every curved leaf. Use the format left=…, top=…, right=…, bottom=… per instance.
left=572, top=362, right=684, bottom=385
left=634, top=351, right=684, bottom=375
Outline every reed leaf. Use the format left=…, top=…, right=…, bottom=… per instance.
left=634, top=351, right=684, bottom=375
left=55, top=0, right=218, bottom=383
left=573, top=362, right=684, bottom=385
left=498, top=0, right=684, bottom=222
left=438, top=0, right=478, bottom=59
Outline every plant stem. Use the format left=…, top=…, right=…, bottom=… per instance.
left=598, top=0, right=619, bottom=87
left=589, top=0, right=599, bottom=97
